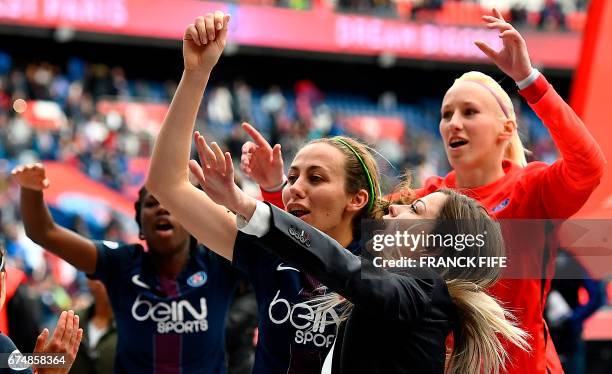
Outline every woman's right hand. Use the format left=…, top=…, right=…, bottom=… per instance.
left=190, top=132, right=257, bottom=218
left=11, top=163, right=50, bottom=191
left=475, top=8, right=533, bottom=82
left=240, top=122, right=285, bottom=190
left=183, top=11, right=231, bottom=75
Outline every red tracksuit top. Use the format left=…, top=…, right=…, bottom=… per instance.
left=415, top=74, right=605, bottom=373
left=260, top=74, right=605, bottom=373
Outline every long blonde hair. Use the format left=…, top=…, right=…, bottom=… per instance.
left=307, top=189, right=529, bottom=373
left=453, top=71, right=528, bottom=167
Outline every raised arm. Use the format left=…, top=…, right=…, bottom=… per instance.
left=146, top=12, right=238, bottom=260
left=12, top=163, right=97, bottom=274
left=188, top=137, right=435, bottom=321
left=476, top=9, right=605, bottom=217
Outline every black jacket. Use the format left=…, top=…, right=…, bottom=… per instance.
left=250, top=204, right=456, bottom=374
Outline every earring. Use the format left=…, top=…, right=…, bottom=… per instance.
left=139, top=233, right=145, bottom=240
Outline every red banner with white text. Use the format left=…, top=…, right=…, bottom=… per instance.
left=0, top=0, right=582, bottom=68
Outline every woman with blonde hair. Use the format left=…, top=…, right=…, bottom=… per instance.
left=182, top=135, right=530, bottom=374
left=146, top=12, right=386, bottom=373
left=146, top=12, right=528, bottom=372
left=239, top=9, right=605, bottom=373
left=415, top=9, right=606, bottom=373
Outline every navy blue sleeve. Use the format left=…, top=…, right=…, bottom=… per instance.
left=256, top=204, right=437, bottom=323
left=203, top=246, right=244, bottom=286
left=232, top=232, right=266, bottom=276
left=570, top=278, right=607, bottom=327
left=0, top=334, right=34, bottom=374
left=89, top=241, right=132, bottom=284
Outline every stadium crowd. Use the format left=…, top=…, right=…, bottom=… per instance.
left=0, top=48, right=582, bottom=373
left=223, top=0, right=590, bottom=31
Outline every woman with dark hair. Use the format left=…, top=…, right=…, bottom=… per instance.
left=12, top=164, right=240, bottom=373
left=162, top=131, right=530, bottom=373
left=146, top=12, right=391, bottom=373
left=146, top=12, right=527, bottom=373
left=242, top=9, right=605, bottom=373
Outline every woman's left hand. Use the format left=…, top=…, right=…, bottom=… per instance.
left=475, top=8, right=533, bottom=82
left=189, top=132, right=256, bottom=217
left=34, top=310, right=83, bottom=374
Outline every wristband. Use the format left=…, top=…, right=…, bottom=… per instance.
left=516, top=68, right=541, bottom=90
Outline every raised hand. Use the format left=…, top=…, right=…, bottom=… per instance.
left=240, top=123, right=285, bottom=190
left=183, top=11, right=231, bottom=74
left=475, top=8, right=533, bottom=82
left=189, top=132, right=256, bottom=217
left=11, top=163, right=50, bottom=191
left=34, top=310, right=83, bottom=374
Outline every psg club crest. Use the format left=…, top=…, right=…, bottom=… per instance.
left=187, top=271, right=208, bottom=288
left=492, top=198, right=510, bottom=213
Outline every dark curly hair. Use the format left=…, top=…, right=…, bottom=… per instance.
left=134, top=186, right=197, bottom=250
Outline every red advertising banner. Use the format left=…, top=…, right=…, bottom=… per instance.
left=343, top=115, right=405, bottom=143
left=570, top=0, right=612, bottom=219
left=0, top=0, right=581, bottom=69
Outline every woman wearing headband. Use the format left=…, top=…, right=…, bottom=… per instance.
left=146, top=12, right=385, bottom=373
left=175, top=132, right=530, bottom=374
left=241, top=9, right=605, bottom=373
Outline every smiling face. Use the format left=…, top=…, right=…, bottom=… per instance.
left=281, top=142, right=366, bottom=241
left=439, top=81, right=511, bottom=171
left=138, top=191, right=191, bottom=256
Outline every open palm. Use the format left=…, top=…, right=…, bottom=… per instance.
left=475, top=8, right=532, bottom=82
left=189, top=131, right=246, bottom=213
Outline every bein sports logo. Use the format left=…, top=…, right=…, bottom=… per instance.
left=131, top=294, right=208, bottom=334
left=268, top=290, right=339, bottom=348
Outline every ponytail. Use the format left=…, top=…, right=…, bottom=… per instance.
left=445, top=280, right=530, bottom=374
left=505, top=132, right=528, bottom=167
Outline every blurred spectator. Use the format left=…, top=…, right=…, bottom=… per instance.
left=378, top=91, right=397, bottom=111
left=261, top=85, right=287, bottom=144
left=410, top=0, right=443, bottom=20
left=539, top=0, right=567, bottom=30
left=547, top=250, right=607, bottom=374
left=102, top=216, right=127, bottom=244
left=510, top=4, right=529, bottom=27
left=1, top=265, right=41, bottom=352
left=207, top=85, right=234, bottom=125
left=233, top=80, right=253, bottom=123
left=225, top=281, right=258, bottom=374
left=71, top=279, right=117, bottom=374
left=294, top=79, right=323, bottom=125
